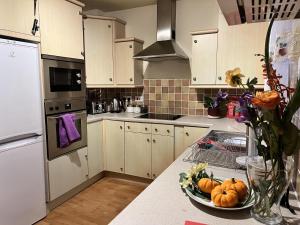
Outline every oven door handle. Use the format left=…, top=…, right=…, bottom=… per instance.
left=47, top=111, right=86, bottom=120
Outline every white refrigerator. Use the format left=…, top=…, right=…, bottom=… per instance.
left=0, top=38, right=46, bottom=225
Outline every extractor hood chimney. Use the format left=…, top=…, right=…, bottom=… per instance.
left=133, top=0, right=188, bottom=61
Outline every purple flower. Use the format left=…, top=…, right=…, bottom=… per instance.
left=236, top=92, right=253, bottom=123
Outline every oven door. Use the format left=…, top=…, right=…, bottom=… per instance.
left=43, top=57, right=86, bottom=100
left=46, top=110, right=87, bottom=160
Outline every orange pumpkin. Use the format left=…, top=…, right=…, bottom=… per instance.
left=197, top=178, right=220, bottom=194
left=221, top=178, right=248, bottom=201
left=211, top=185, right=239, bottom=208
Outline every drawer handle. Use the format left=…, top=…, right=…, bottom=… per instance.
left=120, top=168, right=123, bottom=172
left=193, top=77, right=196, bottom=81
left=129, top=45, right=133, bottom=48
left=155, top=128, right=158, bottom=132
left=218, top=76, right=222, bottom=81
left=167, top=129, right=170, bottom=133
left=127, top=126, right=130, bottom=129
left=120, top=126, right=123, bottom=130
left=108, top=25, right=111, bottom=28
left=153, top=139, right=156, bottom=143
left=153, top=174, right=156, bottom=178
left=147, top=172, right=150, bottom=177
left=147, top=138, right=150, bottom=142
left=194, top=40, right=198, bottom=44
left=109, top=78, right=113, bottom=82
left=130, top=78, right=133, bottom=82
left=186, top=132, right=189, bottom=136
left=145, top=127, right=148, bottom=131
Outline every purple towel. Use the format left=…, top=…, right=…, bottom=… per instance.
left=59, top=113, right=81, bottom=148
left=58, top=118, right=69, bottom=148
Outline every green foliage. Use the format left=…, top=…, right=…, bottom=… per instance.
left=283, top=79, right=300, bottom=123
left=246, top=77, right=258, bottom=92
left=204, top=96, right=214, bottom=108
left=282, top=122, right=300, bottom=156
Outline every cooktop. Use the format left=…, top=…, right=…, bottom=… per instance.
left=136, top=113, right=182, bottom=120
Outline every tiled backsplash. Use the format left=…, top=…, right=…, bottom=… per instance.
left=87, top=88, right=143, bottom=103
left=143, top=79, right=244, bottom=115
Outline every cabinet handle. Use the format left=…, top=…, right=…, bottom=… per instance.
left=155, top=128, right=158, bottom=132
left=120, top=126, right=123, bottom=130
left=193, top=77, right=196, bottom=81
left=120, top=168, right=123, bottom=172
left=147, top=138, right=150, bottom=142
left=194, top=40, right=198, bottom=44
left=129, top=45, right=132, bottom=48
left=81, top=51, right=84, bottom=56
left=167, top=129, right=170, bottom=133
left=145, top=127, right=148, bottom=131
left=218, top=76, right=222, bottom=81
left=130, top=78, right=133, bottom=82
left=85, top=155, right=88, bottom=159
left=85, top=174, right=89, bottom=178
left=153, top=139, right=156, bottom=143
left=127, top=126, right=130, bottom=129
left=108, top=25, right=111, bottom=28
left=186, top=132, right=189, bottom=136
left=109, top=78, right=113, bottom=82
left=147, top=173, right=150, bottom=177
left=153, top=174, right=156, bottom=178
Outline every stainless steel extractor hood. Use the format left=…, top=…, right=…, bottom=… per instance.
left=133, top=0, right=188, bottom=61
left=218, top=0, right=300, bottom=25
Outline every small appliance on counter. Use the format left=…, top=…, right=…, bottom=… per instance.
left=87, top=101, right=105, bottom=115
left=110, top=97, right=124, bottom=113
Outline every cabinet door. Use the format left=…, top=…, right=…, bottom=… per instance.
left=0, top=0, right=40, bottom=39
left=103, top=120, right=125, bottom=173
left=39, top=0, right=84, bottom=59
left=175, top=126, right=184, bottom=159
left=87, top=121, right=103, bottom=178
left=152, top=135, right=174, bottom=179
left=183, top=126, right=207, bottom=149
left=125, top=132, right=151, bottom=178
left=48, top=147, right=88, bottom=201
left=217, top=13, right=268, bottom=85
left=115, top=41, right=135, bottom=85
left=191, top=33, right=217, bottom=85
left=84, top=19, right=114, bottom=86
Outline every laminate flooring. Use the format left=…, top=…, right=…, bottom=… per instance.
left=36, top=177, right=148, bottom=225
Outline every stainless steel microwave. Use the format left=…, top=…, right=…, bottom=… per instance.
left=42, top=55, right=86, bottom=100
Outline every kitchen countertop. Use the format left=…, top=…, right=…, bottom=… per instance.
left=106, top=117, right=300, bottom=225
left=87, top=113, right=246, bottom=134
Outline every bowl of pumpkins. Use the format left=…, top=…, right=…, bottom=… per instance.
left=179, top=163, right=254, bottom=210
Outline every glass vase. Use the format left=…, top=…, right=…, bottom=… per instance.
left=246, top=156, right=294, bottom=225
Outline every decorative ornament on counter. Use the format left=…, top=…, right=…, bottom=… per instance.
left=204, top=90, right=229, bottom=118
left=179, top=163, right=254, bottom=210
left=224, top=10, right=299, bottom=224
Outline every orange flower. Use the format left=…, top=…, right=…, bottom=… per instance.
left=252, top=91, right=281, bottom=110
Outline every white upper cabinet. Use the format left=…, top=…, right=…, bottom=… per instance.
left=216, top=12, right=268, bottom=85
left=39, top=0, right=84, bottom=59
left=83, top=15, right=126, bottom=87
left=191, top=30, right=218, bottom=85
left=0, top=0, right=40, bottom=41
left=114, top=38, right=144, bottom=86
left=191, top=13, right=268, bottom=87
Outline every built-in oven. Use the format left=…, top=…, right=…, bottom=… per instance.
left=42, top=55, right=86, bottom=100
left=45, top=98, right=87, bottom=160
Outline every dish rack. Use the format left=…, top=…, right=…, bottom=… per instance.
left=183, top=130, right=247, bottom=170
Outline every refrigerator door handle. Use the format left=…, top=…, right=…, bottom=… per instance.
left=0, top=135, right=42, bottom=154
left=0, top=133, right=42, bottom=146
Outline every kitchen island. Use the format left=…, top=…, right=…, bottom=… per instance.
left=106, top=116, right=300, bottom=225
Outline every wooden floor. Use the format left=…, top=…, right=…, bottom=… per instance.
left=36, top=177, right=148, bottom=225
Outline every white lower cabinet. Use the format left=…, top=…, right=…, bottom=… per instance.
left=87, top=121, right=103, bottom=178
left=125, top=132, right=151, bottom=178
left=48, top=147, right=88, bottom=201
left=103, top=120, right=125, bottom=173
left=175, top=126, right=208, bottom=159
left=151, top=134, right=174, bottom=179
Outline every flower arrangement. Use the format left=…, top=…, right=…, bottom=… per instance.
left=204, top=90, right=229, bottom=118
left=225, top=14, right=300, bottom=224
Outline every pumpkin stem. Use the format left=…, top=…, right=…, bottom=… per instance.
left=210, top=172, right=214, bottom=180
left=231, top=178, right=236, bottom=183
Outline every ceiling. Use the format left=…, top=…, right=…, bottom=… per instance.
left=82, top=0, right=157, bottom=11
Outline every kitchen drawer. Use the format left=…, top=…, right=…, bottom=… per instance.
left=125, top=122, right=151, bottom=134
left=152, top=124, right=174, bottom=136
